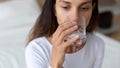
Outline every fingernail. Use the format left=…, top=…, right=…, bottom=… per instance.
left=76, top=39, right=82, bottom=45
left=75, top=35, right=79, bottom=38
left=74, top=25, right=78, bottom=29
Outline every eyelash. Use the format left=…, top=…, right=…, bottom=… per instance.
left=80, top=7, right=90, bottom=11
left=61, top=6, right=91, bottom=11
left=62, top=6, right=70, bottom=10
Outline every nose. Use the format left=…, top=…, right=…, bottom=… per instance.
left=71, top=9, right=80, bottom=22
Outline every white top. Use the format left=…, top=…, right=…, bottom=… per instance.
left=25, top=33, right=104, bottom=68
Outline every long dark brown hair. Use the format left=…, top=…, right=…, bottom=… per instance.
left=27, top=0, right=99, bottom=43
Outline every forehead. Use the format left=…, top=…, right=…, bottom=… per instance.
left=56, top=0, right=92, bottom=6
left=56, top=0, right=92, bottom=5
left=58, top=0, right=92, bottom=2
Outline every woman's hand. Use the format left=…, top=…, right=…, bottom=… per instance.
left=50, top=22, right=79, bottom=68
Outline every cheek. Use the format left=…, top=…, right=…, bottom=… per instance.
left=55, top=6, right=70, bottom=25
left=84, top=11, right=92, bottom=26
left=55, top=8, right=68, bottom=25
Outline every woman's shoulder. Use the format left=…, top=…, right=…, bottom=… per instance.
left=26, top=36, right=46, bottom=49
left=87, top=33, right=105, bottom=50
left=26, top=36, right=51, bottom=47
left=87, top=33, right=104, bottom=45
left=29, top=36, right=46, bottom=44
left=25, top=36, right=52, bottom=56
left=86, top=33, right=105, bottom=56
left=25, top=37, right=51, bottom=67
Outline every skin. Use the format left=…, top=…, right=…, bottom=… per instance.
left=47, top=0, right=95, bottom=68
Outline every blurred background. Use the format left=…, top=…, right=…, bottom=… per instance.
left=0, top=0, right=120, bottom=68
left=98, top=0, right=120, bottom=41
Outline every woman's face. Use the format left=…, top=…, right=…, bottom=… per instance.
left=55, top=0, right=94, bottom=26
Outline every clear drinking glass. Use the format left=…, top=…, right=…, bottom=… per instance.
left=67, top=16, right=86, bottom=46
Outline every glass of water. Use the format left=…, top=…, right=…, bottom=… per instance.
left=67, top=16, right=86, bottom=46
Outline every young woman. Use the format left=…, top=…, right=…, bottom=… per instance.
left=25, top=0, right=104, bottom=68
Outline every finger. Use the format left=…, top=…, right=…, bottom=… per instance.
left=58, top=25, right=78, bottom=42
left=63, top=35, right=79, bottom=48
left=52, top=22, right=77, bottom=44
left=54, top=22, right=77, bottom=38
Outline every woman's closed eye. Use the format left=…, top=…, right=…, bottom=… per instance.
left=61, top=5, right=70, bottom=10
left=80, top=6, right=92, bottom=11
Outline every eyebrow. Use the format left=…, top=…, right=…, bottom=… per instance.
left=59, top=0, right=92, bottom=5
left=81, top=1, right=92, bottom=6
left=59, top=0, right=71, bottom=4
